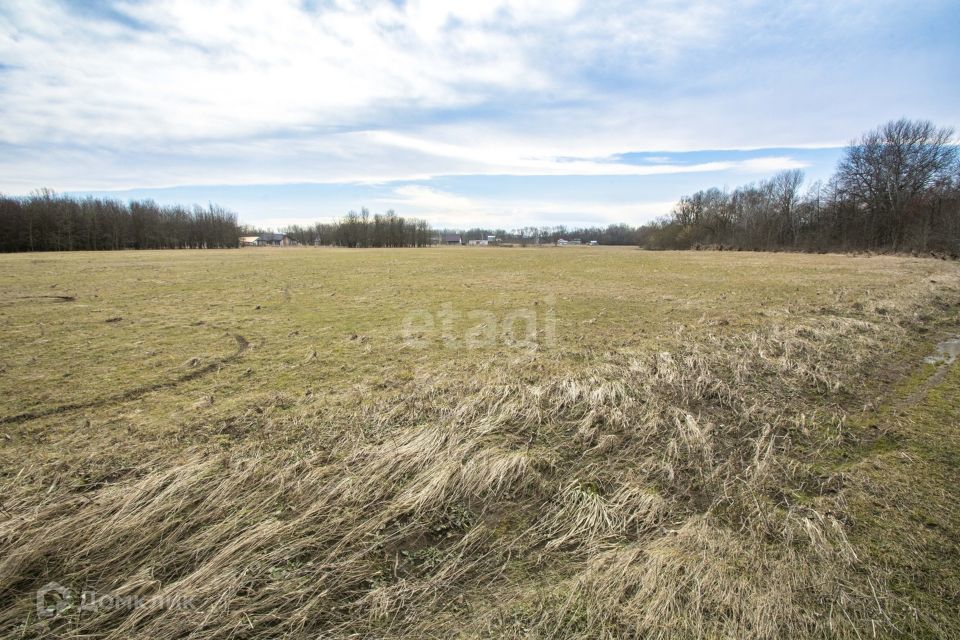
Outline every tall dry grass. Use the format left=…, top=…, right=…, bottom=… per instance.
left=1, top=273, right=957, bottom=638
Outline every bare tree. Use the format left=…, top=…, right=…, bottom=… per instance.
left=770, top=169, right=804, bottom=246
left=836, top=118, right=957, bottom=249
left=639, top=119, right=960, bottom=255
left=0, top=192, right=239, bottom=252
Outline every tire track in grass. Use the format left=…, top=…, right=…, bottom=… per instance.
left=0, top=333, right=249, bottom=425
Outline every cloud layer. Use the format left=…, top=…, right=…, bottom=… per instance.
left=0, top=0, right=956, bottom=225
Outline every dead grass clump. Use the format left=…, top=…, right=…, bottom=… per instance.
left=540, top=482, right=666, bottom=551
left=532, top=513, right=876, bottom=640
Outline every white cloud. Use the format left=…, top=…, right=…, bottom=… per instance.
left=0, top=122, right=811, bottom=193
left=0, top=0, right=574, bottom=146
left=391, top=185, right=484, bottom=216
left=0, top=0, right=955, bottom=219
left=0, top=1, right=769, bottom=158
left=382, top=184, right=676, bottom=228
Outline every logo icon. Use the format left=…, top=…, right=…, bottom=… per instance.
left=36, top=582, right=73, bottom=618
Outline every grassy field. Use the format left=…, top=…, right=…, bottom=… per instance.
left=1, top=247, right=959, bottom=638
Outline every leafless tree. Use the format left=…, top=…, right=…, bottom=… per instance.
left=836, top=118, right=957, bottom=249
left=639, top=119, right=960, bottom=255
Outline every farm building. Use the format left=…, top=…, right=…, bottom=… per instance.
left=240, top=233, right=297, bottom=247
left=441, top=234, right=463, bottom=245
left=258, top=233, right=295, bottom=247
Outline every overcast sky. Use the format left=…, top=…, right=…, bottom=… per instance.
left=1, top=0, right=957, bottom=228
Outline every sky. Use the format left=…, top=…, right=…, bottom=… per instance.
left=0, top=1, right=957, bottom=229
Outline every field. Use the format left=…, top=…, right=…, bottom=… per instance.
left=1, top=247, right=959, bottom=639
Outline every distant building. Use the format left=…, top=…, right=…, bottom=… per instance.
left=557, top=238, right=568, bottom=246
left=589, top=240, right=599, bottom=245
left=441, top=234, right=463, bottom=245
left=260, top=233, right=294, bottom=247
left=240, top=233, right=296, bottom=247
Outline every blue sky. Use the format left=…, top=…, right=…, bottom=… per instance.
left=0, top=1, right=957, bottom=229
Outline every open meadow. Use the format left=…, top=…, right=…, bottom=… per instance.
left=2, top=246, right=960, bottom=639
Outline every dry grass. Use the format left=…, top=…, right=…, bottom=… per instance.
left=0, top=248, right=959, bottom=638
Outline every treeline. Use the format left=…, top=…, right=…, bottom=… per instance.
left=452, top=224, right=640, bottom=245
left=639, top=119, right=960, bottom=254
left=267, top=208, right=433, bottom=247
left=264, top=219, right=641, bottom=247
left=0, top=190, right=239, bottom=252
